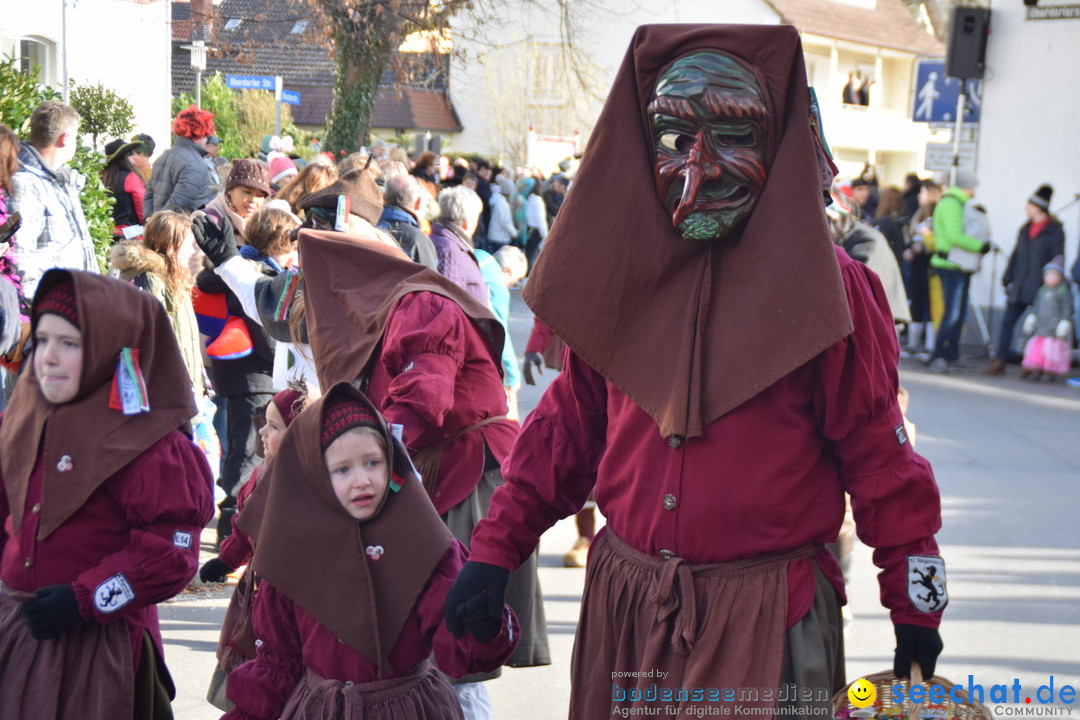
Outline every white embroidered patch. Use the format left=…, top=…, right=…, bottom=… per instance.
left=907, top=555, right=947, bottom=613
left=894, top=424, right=909, bottom=446
left=366, top=545, right=385, bottom=561
left=95, top=574, right=135, bottom=614
left=173, top=530, right=193, bottom=549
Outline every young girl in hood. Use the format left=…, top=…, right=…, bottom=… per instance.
left=222, top=382, right=518, bottom=720
left=202, top=381, right=310, bottom=710
left=0, top=269, right=214, bottom=719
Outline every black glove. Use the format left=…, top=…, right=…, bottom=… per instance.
left=200, top=557, right=235, bottom=584
left=445, top=561, right=510, bottom=642
left=22, top=584, right=82, bottom=640
left=980, top=241, right=992, bottom=255
left=522, top=352, right=544, bottom=386
left=192, top=213, right=239, bottom=267
left=893, top=623, right=943, bottom=679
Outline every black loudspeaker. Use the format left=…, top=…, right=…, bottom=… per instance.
left=946, top=6, right=991, bottom=79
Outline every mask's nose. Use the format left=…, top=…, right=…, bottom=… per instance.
left=672, top=132, right=722, bottom=227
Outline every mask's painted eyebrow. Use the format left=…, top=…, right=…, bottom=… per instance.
left=649, top=91, right=768, bottom=123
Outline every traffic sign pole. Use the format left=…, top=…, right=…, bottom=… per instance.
left=275, top=76, right=283, bottom=137
left=950, top=90, right=967, bottom=187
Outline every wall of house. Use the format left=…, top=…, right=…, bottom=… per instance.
left=973, top=1, right=1080, bottom=310
left=449, top=0, right=778, bottom=164
left=452, top=0, right=939, bottom=195
left=0, top=0, right=172, bottom=156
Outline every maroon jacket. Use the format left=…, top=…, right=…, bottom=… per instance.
left=218, top=467, right=259, bottom=570
left=1, top=429, right=214, bottom=668
left=366, top=291, right=518, bottom=514
left=472, top=248, right=943, bottom=629
left=223, top=541, right=518, bottom=720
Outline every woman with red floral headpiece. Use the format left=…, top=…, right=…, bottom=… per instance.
left=144, top=104, right=220, bottom=215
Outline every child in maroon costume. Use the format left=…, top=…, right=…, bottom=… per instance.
left=0, top=269, right=214, bottom=720
left=202, top=382, right=310, bottom=710
left=223, top=382, right=518, bottom=720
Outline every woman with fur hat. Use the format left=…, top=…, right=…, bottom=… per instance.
left=205, top=159, right=272, bottom=245
left=222, top=382, right=518, bottom=720
left=0, top=269, right=214, bottom=719
left=144, top=105, right=220, bottom=215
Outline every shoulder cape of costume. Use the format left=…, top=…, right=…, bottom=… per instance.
left=523, top=24, right=853, bottom=439
left=296, top=228, right=505, bottom=389
left=241, top=382, right=453, bottom=678
left=0, top=269, right=197, bottom=540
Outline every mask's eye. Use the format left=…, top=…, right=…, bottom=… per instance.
left=716, top=131, right=756, bottom=148
left=659, top=131, right=695, bottom=154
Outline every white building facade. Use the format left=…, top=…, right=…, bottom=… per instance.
left=972, top=0, right=1080, bottom=311
left=0, top=0, right=173, bottom=153
left=450, top=0, right=941, bottom=186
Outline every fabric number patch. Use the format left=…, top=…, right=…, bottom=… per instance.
left=894, top=424, right=908, bottom=446
left=173, top=530, right=193, bottom=549
left=907, top=555, right=947, bottom=613
left=95, top=574, right=135, bottom=614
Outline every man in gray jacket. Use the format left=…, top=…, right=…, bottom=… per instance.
left=144, top=105, right=219, bottom=215
left=12, top=101, right=96, bottom=297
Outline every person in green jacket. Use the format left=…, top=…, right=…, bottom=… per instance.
left=927, top=171, right=991, bottom=372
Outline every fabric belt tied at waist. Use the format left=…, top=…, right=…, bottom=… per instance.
left=410, top=415, right=507, bottom=497
left=628, top=536, right=821, bottom=656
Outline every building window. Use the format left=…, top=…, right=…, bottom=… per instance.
left=291, top=20, right=308, bottom=34
left=528, top=41, right=562, bottom=107
left=19, top=36, right=55, bottom=86
left=224, top=18, right=242, bottom=31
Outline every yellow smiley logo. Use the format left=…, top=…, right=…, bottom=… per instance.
left=848, top=678, right=876, bottom=709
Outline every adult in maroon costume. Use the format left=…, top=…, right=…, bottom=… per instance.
left=446, top=24, right=946, bottom=718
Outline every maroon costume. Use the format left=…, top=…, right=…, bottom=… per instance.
left=224, top=544, right=518, bottom=720
left=224, top=384, right=518, bottom=720
left=455, top=24, right=945, bottom=719
left=0, top=270, right=214, bottom=720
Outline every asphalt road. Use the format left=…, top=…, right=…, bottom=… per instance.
left=160, top=289, right=1080, bottom=718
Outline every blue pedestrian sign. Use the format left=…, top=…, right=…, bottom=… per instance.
left=281, top=89, right=302, bottom=106
left=911, top=59, right=982, bottom=124
left=225, top=74, right=276, bottom=91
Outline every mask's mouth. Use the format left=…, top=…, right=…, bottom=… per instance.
left=671, top=181, right=756, bottom=240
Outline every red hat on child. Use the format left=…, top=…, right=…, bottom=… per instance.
left=271, top=385, right=307, bottom=428
left=320, top=394, right=380, bottom=451
left=35, top=278, right=79, bottom=329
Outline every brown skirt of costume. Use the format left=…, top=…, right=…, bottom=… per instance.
left=206, top=569, right=258, bottom=711
left=0, top=589, right=135, bottom=720
left=442, top=464, right=551, bottom=675
left=570, top=529, right=838, bottom=720
left=281, top=662, right=465, bottom=720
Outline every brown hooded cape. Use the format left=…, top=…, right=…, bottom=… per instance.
left=0, top=270, right=198, bottom=541
left=296, top=229, right=504, bottom=390
left=240, top=382, right=453, bottom=678
left=523, top=24, right=853, bottom=439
